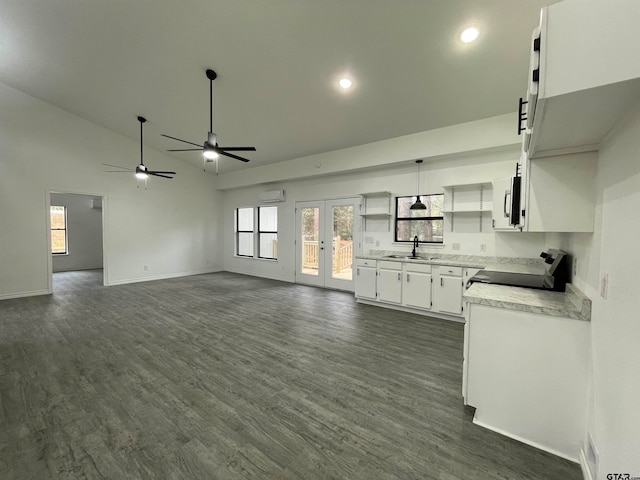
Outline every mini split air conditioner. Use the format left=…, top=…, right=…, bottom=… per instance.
left=259, top=190, right=285, bottom=203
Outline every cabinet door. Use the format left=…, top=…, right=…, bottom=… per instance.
left=378, top=269, right=402, bottom=304
left=492, top=177, right=515, bottom=231
left=355, top=266, right=377, bottom=300
left=403, top=271, right=432, bottom=310
left=439, top=275, right=463, bottom=315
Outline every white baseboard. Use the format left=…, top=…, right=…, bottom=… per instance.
left=106, top=268, right=222, bottom=286
left=0, top=289, right=52, bottom=301
left=472, top=415, right=579, bottom=464
left=223, top=268, right=294, bottom=284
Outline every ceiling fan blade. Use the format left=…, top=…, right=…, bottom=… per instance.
left=218, top=150, right=251, bottom=163
left=148, top=172, right=174, bottom=179
left=167, top=148, right=202, bottom=152
left=106, top=170, right=133, bottom=173
left=102, top=163, right=131, bottom=170
left=148, top=170, right=176, bottom=175
left=161, top=134, right=202, bottom=148
left=218, top=146, right=256, bottom=152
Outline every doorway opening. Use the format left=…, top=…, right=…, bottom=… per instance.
left=48, top=191, right=106, bottom=292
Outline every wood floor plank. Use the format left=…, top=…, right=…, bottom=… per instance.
left=0, top=270, right=582, bottom=479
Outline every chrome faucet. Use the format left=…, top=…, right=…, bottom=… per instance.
left=412, top=235, right=419, bottom=257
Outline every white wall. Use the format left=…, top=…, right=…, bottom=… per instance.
left=223, top=148, right=547, bottom=283
left=50, top=193, right=103, bottom=272
left=0, top=82, right=223, bottom=299
left=562, top=103, right=640, bottom=477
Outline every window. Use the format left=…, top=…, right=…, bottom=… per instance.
left=235, top=206, right=278, bottom=260
left=236, top=207, right=254, bottom=257
left=50, top=205, right=68, bottom=254
left=394, top=194, right=444, bottom=243
left=258, top=206, right=278, bottom=259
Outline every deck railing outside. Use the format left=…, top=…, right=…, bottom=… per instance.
left=302, top=237, right=352, bottom=273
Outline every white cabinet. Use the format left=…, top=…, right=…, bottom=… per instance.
left=355, top=259, right=377, bottom=300
left=354, top=258, right=469, bottom=321
left=521, top=151, right=597, bottom=232
left=491, top=177, right=517, bottom=231
left=464, top=303, right=589, bottom=461
left=523, top=1, right=640, bottom=158
left=442, top=182, right=492, bottom=233
left=377, top=261, right=402, bottom=304
left=402, top=263, right=432, bottom=310
left=435, top=266, right=464, bottom=315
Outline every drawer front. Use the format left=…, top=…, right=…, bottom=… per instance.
left=356, top=258, right=377, bottom=268
left=378, top=260, right=402, bottom=270
left=439, top=265, right=462, bottom=276
left=405, top=263, right=432, bottom=274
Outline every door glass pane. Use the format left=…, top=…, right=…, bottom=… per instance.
left=331, top=205, right=353, bottom=280
left=301, top=207, right=319, bottom=276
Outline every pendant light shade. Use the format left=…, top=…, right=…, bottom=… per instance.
left=410, top=159, right=427, bottom=210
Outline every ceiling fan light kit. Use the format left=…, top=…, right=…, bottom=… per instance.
left=103, top=116, right=176, bottom=185
left=162, top=68, right=256, bottom=172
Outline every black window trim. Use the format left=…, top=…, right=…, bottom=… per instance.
left=394, top=194, right=444, bottom=244
left=51, top=205, right=68, bottom=255
left=257, top=206, right=278, bottom=260
left=236, top=207, right=254, bottom=258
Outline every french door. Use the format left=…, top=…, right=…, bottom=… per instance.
left=295, top=198, right=360, bottom=291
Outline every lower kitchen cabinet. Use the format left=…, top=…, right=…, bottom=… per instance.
left=354, top=258, right=472, bottom=321
left=434, top=265, right=464, bottom=315
left=378, top=261, right=402, bottom=304
left=402, top=264, right=432, bottom=310
left=355, top=259, right=377, bottom=300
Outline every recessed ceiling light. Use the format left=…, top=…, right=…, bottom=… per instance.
left=460, top=27, right=480, bottom=43
left=338, top=78, right=353, bottom=89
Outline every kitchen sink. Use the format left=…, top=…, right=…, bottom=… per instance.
left=384, top=255, right=433, bottom=260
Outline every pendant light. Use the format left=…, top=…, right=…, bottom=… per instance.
left=410, top=159, right=427, bottom=210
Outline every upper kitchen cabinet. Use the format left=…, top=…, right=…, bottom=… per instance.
left=522, top=0, right=640, bottom=159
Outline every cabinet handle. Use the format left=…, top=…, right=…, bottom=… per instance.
left=503, top=191, right=510, bottom=218
left=397, top=272, right=401, bottom=281
left=517, top=97, right=528, bottom=135
left=406, top=273, right=410, bottom=282
left=357, top=268, right=360, bottom=275
left=441, top=278, right=443, bottom=287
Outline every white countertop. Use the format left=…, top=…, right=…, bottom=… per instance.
left=464, top=283, right=591, bottom=321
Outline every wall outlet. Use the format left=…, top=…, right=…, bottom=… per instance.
left=143, top=265, right=149, bottom=271
left=600, top=273, right=608, bottom=299
left=480, top=243, right=486, bottom=252
left=375, top=240, right=380, bottom=247
left=573, top=258, right=578, bottom=276
left=452, top=242, right=460, bottom=251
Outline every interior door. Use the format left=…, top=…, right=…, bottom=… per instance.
left=295, top=198, right=360, bottom=291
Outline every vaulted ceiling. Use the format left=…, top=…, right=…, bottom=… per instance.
left=0, top=0, right=554, bottom=173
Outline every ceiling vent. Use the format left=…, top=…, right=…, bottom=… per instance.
left=259, top=190, right=285, bottom=203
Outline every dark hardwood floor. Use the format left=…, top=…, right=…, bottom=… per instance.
left=0, top=270, right=582, bottom=479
